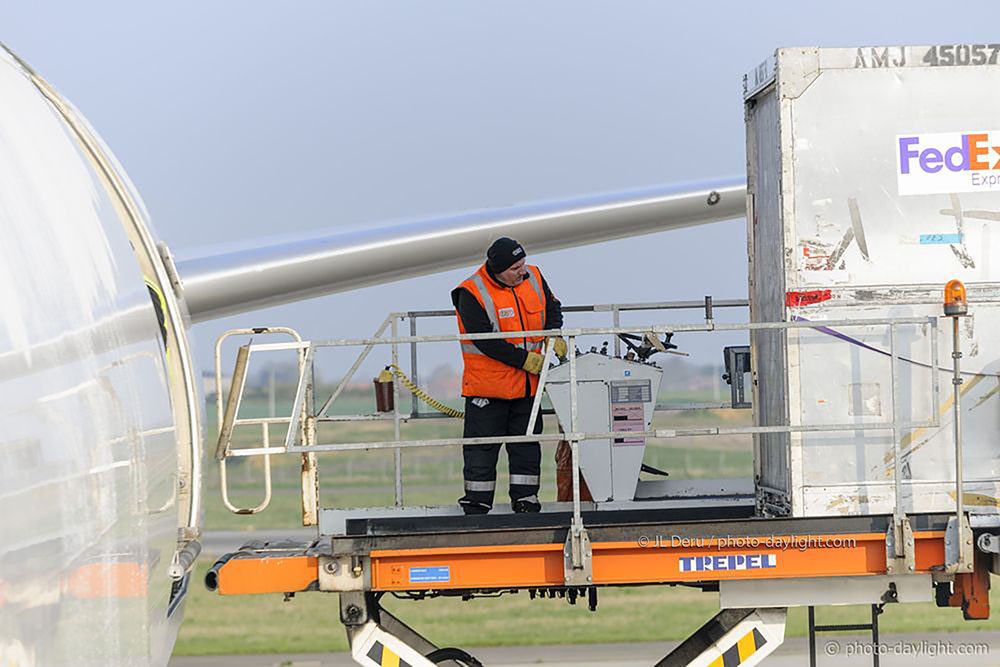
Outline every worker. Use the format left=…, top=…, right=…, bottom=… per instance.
left=452, top=237, right=565, bottom=515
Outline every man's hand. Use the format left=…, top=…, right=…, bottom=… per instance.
left=551, top=337, right=567, bottom=358
left=522, top=351, right=545, bottom=374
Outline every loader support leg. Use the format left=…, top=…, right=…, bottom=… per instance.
left=657, top=607, right=786, bottom=666
left=340, top=592, right=481, bottom=667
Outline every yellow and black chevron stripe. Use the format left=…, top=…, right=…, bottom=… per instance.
left=709, top=627, right=767, bottom=667
left=366, top=640, right=412, bottom=667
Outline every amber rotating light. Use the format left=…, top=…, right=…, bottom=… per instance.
left=944, top=278, right=973, bottom=571
left=944, top=279, right=968, bottom=316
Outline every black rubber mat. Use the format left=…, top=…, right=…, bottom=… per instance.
left=345, top=501, right=756, bottom=536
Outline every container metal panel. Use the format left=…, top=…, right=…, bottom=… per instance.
left=746, top=46, right=1000, bottom=517
left=746, top=81, right=790, bottom=507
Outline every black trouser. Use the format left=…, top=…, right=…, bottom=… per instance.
left=459, top=395, right=542, bottom=512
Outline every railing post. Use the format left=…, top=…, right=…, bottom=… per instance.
left=930, top=316, right=940, bottom=428
left=569, top=334, right=580, bottom=530
left=886, top=322, right=913, bottom=572
left=889, top=323, right=902, bottom=543
left=409, top=313, right=420, bottom=419
left=392, top=317, right=403, bottom=507
left=563, top=333, right=592, bottom=586
left=299, top=344, right=319, bottom=526
left=953, top=314, right=964, bottom=535
left=949, top=312, right=974, bottom=572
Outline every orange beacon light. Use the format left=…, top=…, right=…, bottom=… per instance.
left=944, top=279, right=968, bottom=316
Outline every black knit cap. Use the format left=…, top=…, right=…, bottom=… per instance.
left=486, top=237, right=526, bottom=274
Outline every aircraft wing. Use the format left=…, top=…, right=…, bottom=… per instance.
left=177, top=177, right=746, bottom=322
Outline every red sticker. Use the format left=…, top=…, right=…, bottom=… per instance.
left=785, top=290, right=832, bottom=307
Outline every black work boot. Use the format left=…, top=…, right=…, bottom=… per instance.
left=511, top=495, right=541, bottom=513
left=460, top=500, right=491, bottom=515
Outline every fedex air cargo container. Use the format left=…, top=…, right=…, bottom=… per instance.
left=744, top=45, right=1000, bottom=518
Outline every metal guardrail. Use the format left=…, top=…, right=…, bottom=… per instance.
left=402, top=297, right=746, bottom=417
left=213, top=327, right=303, bottom=515
left=213, top=302, right=945, bottom=562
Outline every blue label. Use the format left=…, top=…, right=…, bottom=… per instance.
left=920, top=233, right=963, bottom=245
left=409, top=566, right=451, bottom=583
left=624, top=370, right=632, bottom=377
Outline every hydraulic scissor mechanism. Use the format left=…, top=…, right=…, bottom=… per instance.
left=341, top=592, right=484, bottom=667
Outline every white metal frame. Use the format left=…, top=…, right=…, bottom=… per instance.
left=213, top=309, right=948, bottom=567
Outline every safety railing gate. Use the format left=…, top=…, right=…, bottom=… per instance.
left=213, top=299, right=973, bottom=579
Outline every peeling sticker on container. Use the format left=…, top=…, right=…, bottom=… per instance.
left=800, top=238, right=834, bottom=270
left=785, top=290, right=832, bottom=307
left=409, top=566, right=450, bottom=583
left=897, top=131, right=1000, bottom=195
left=919, top=233, right=963, bottom=244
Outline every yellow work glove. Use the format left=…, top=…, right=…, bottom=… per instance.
left=522, top=351, right=545, bottom=374
left=551, top=337, right=568, bottom=358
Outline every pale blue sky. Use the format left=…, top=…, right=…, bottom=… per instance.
left=3, top=1, right=994, bottom=382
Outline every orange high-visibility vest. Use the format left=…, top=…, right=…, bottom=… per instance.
left=455, top=263, right=548, bottom=399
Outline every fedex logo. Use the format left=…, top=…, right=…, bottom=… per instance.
left=897, top=131, right=1000, bottom=195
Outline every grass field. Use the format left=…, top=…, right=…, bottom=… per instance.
left=177, top=389, right=1000, bottom=655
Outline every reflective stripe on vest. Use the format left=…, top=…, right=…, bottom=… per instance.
left=460, top=340, right=487, bottom=356
left=525, top=270, right=544, bottom=306
left=468, top=273, right=499, bottom=332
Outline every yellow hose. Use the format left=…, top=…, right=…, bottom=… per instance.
left=388, top=364, right=464, bottom=418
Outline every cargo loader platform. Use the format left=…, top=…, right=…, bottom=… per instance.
left=208, top=512, right=958, bottom=596
left=206, top=510, right=993, bottom=667
left=208, top=280, right=1000, bottom=665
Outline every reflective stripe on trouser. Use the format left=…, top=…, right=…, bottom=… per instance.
left=509, top=474, right=539, bottom=485
left=459, top=395, right=543, bottom=507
